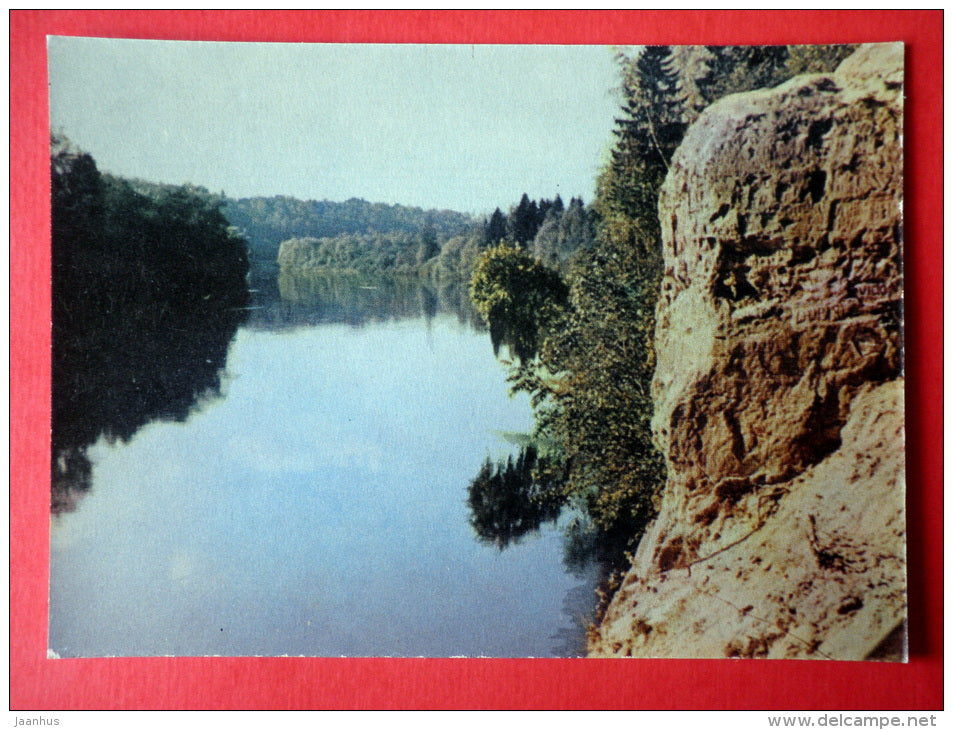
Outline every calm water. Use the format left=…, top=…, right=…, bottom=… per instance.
left=49, top=275, right=598, bottom=657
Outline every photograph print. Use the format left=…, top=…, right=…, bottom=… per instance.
left=48, top=38, right=905, bottom=660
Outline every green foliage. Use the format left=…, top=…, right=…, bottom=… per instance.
left=785, top=44, right=857, bottom=77
left=523, top=46, right=685, bottom=537
left=224, top=194, right=474, bottom=266
left=270, top=191, right=594, bottom=285
left=426, top=229, right=489, bottom=281
left=484, top=207, right=508, bottom=244
left=489, top=43, right=864, bottom=552
left=469, top=243, right=568, bottom=363
left=52, top=135, right=249, bottom=319
left=51, top=135, right=249, bottom=510
left=695, top=44, right=858, bottom=107
left=530, top=238, right=666, bottom=537
left=415, top=219, right=440, bottom=265
left=531, top=196, right=595, bottom=271
left=277, top=231, right=416, bottom=275
left=619, top=46, right=688, bottom=167
left=506, top=193, right=540, bottom=245
left=695, top=45, right=791, bottom=105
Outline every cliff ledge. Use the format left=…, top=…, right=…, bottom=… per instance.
left=589, top=44, right=906, bottom=660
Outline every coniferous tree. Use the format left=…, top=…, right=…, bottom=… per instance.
left=471, top=43, right=867, bottom=556
left=511, top=46, right=692, bottom=539
left=485, top=207, right=508, bottom=244
left=531, top=196, right=594, bottom=270
left=537, top=198, right=553, bottom=225
left=506, top=193, right=540, bottom=246
left=606, top=45, right=688, bottom=228
left=695, top=45, right=790, bottom=105
left=629, top=45, right=687, bottom=167
left=559, top=198, right=594, bottom=253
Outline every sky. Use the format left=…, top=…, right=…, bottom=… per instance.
left=48, top=38, right=623, bottom=216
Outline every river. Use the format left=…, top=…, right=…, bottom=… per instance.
left=48, top=273, right=599, bottom=657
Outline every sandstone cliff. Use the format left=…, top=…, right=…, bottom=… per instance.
left=589, top=44, right=906, bottom=660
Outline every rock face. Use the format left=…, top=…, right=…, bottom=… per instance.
left=589, top=44, right=906, bottom=660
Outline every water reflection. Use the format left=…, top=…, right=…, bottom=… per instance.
left=463, top=442, right=608, bottom=657
left=466, top=446, right=563, bottom=550
left=51, top=291, right=246, bottom=513
left=50, top=270, right=602, bottom=657
left=465, top=445, right=613, bottom=600
left=487, top=312, right=544, bottom=365
left=551, top=582, right=600, bottom=658
left=247, top=269, right=483, bottom=331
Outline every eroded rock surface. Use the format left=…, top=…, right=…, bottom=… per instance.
left=589, top=44, right=905, bottom=660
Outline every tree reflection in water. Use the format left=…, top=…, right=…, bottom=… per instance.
left=256, top=268, right=482, bottom=332
left=50, top=137, right=250, bottom=514
left=466, top=446, right=564, bottom=550
left=51, top=301, right=247, bottom=514
left=466, top=442, right=633, bottom=625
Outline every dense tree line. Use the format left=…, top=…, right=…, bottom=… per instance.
left=277, top=230, right=423, bottom=275
left=481, top=194, right=596, bottom=271
left=53, top=150, right=249, bottom=316
left=469, top=44, right=856, bottom=559
left=51, top=135, right=249, bottom=512
left=425, top=193, right=594, bottom=281
left=276, top=192, right=596, bottom=282
left=224, top=195, right=474, bottom=267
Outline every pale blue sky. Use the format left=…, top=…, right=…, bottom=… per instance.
left=48, top=38, right=623, bottom=215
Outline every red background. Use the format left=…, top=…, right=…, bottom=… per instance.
left=10, top=10, right=943, bottom=710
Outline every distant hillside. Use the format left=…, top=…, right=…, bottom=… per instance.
left=224, top=195, right=475, bottom=264
left=117, top=183, right=593, bottom=282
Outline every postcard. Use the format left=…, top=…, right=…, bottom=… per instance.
left=47, top=38, right=905, bottom=661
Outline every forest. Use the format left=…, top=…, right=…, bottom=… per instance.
left=225, top=195, right=472, bottom=268
left=467, top=44, right=857, bottom=572
left=50, top=135, right=250, bottom=511
left=269, top=192, right=594, bottom=281
left=51, top=41, right=857, bottom=586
